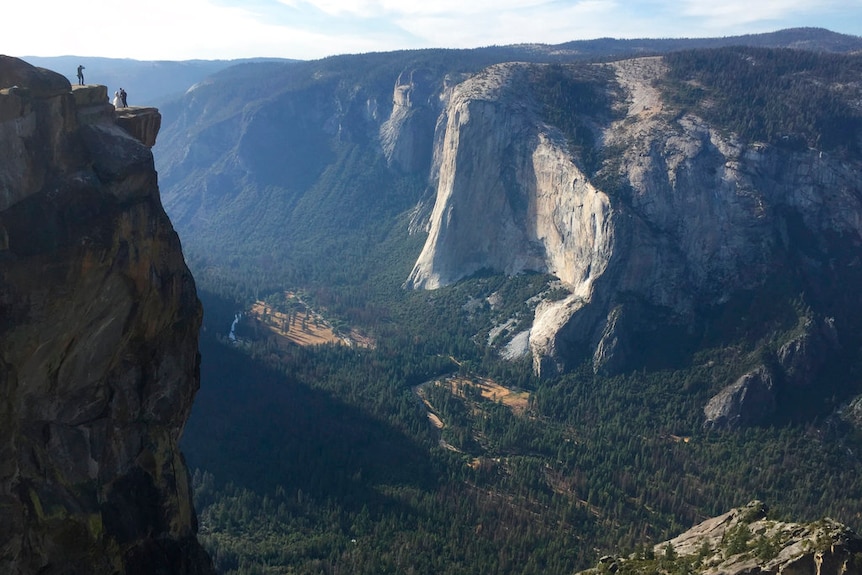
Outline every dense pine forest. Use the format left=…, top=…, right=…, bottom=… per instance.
left=661, top=47, right=862, bottom=152
left=175, top=45, right=862, bottom=574
left=185, top=282, right=862, bottom=574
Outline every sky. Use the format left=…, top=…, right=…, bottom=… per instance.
left=6, top=0, right=862, bottom=61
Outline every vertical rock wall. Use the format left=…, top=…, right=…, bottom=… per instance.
left=407, top=57, right=862, bottom=378
left=405, top=63, right=614, bottom=292
left=0, top=56, right=212, bottom=574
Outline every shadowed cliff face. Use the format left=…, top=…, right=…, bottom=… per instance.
left=0, top=56, right=212, bottom=574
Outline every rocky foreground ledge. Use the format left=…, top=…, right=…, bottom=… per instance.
left=580, top=501, right=862, bottom=575
left=68, top=83, right=162, bottom=147
left=0, top=56, right=212, bottom=574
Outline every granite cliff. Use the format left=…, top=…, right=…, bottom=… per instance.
left=0, top=56, right=212, bottom=574
left=406, top=54, right=862, bottom=395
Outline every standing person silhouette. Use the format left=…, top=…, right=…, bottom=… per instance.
left=76, top=65, right=85, bottom=85
left=120, top=88, right=127, bottom=107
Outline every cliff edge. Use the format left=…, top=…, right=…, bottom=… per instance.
left=0, top=56, right=213, bottom=574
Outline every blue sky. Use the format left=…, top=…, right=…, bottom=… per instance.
left=7, top=0, right=862, bottom=61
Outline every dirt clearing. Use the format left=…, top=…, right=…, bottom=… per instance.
left=448, top=376, right=531, bottom=415
left=248, top=301, right=341, bottom=347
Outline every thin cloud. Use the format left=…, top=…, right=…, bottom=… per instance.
left=5, top=0, right=862, bottom=60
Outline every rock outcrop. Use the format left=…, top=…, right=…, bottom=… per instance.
left=703, top=316, right=842, bottom=428
left=777, top=317, right=840, bottom=389
left=580, top=501, right=862, bottom=575
left=703, top=366, right=778, bottom=428
left=69, top=85, right=161, bottom=147
left=115, top=106, right=162, bottom=148
left=407, top=56, right=862, bottom=380
left=379, top=69, right=436, bottom=173
left=0, top=56, right=212, bottom=574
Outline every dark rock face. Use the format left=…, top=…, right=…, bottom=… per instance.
left=776, top=317, right=839, bottom=389
left=0, top=56, right=213, bottom=574
left=703, top=316, right=842, bottom=428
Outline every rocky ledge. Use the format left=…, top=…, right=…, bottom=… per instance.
left=0, top=56, right=213, bottom=574
left=114, top=106, right=162, bottom=148
left=580, top=501, right=862, bottom=575
left=66, top=83, right=161, bottom=147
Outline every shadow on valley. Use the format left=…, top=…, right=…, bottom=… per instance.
left=182, top=327, right=439, bottom=511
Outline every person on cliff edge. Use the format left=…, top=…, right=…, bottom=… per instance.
left=120, top=87, right=127, bottom=107
left=76, top=64, right=85, bottom=85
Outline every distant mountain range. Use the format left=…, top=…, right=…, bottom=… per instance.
left=18, top=27, right=862, bottom=107
left=19, top=55, right=294, bottom=106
